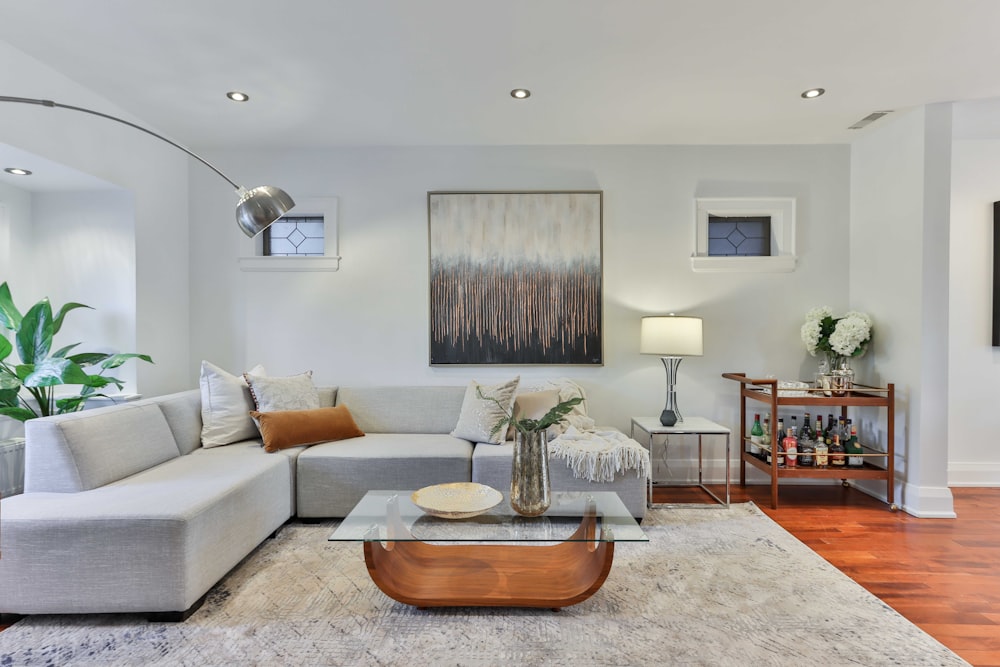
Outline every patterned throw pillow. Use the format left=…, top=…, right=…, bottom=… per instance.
left=450, top=377, right=519, bottom=444
left=244, top=371, right=321, bottom=413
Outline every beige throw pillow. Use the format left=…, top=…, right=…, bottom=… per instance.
left=506, top=389, right=561, bottom=441
left=450, top=377, right=519, bottom=444
left=200, top=361, right=267, bottom=448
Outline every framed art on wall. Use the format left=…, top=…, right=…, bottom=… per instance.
left=428, top=191, right=603, bottom=365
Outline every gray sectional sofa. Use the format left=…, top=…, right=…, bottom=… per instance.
left=0, top=384, right=646, bottom=620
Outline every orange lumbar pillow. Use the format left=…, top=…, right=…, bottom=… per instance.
left=250, top=405, right=365, bottom=452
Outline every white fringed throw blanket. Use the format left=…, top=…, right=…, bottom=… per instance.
left=548, top=425, right=651, bottom=483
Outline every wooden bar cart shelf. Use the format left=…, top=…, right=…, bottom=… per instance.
left=722, top=372, right=897, bottom=511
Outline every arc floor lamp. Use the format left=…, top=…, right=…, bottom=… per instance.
left=0, top=95, right=294, bottom=237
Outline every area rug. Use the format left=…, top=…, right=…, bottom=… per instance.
left=0, top=503, right=968, bottom=667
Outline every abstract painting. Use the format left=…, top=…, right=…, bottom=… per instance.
left=429, top=191, right=603, bottom=365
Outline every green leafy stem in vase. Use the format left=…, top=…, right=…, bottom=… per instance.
left=0, top=281, right=154, bottom=421
left=477, top=386, right=584, bottom=440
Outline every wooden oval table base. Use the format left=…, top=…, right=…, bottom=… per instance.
left=363, top=501, right=615, bottom=609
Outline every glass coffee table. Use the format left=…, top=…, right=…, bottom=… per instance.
left=329, top=490, right=648, bottom=609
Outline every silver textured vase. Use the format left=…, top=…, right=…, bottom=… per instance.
left=510, top=430, right=551, bottom=517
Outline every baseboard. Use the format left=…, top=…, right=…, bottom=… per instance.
left=948, top=462, right=1000, bottom=487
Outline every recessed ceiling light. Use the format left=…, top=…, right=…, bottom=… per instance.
left=4, top=167, right=31, bottom=176
left=226, top=91, right=249, bottom=102
left=801, top=88, right=826, bottom=99
left=510, top=89, right=531, bottom=99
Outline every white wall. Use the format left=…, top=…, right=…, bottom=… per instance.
left=850, top=106, right=955, bottom=517
left=30, top=190, right=138, bottom=389
left=0, top=41, right=191, bottom=397
left=190, top=144, right=851, bottom=478
left=949, top=105, right=1000, bottom=486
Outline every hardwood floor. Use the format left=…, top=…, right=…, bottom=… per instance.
left=2, top=486, right=997, bottom=666
left=652, top=484, right=1000, bottom=667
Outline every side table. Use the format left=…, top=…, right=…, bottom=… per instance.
left=629, top=417, right=730, bottom=508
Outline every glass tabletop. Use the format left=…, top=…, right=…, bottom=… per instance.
left=328, top=490, right=648, bottom=543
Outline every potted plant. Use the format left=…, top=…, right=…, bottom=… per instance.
left=480, top=388, right=583, bottom=516
left=0, top=281, right=153, bottom=422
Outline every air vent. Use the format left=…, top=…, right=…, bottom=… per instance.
left=848, top=111, right=892, bottom=130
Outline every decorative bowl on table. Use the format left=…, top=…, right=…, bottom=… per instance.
left=411, top=482, right=503, bottom=519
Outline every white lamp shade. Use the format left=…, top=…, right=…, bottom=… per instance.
left=640, top=316, right=704, bottom=356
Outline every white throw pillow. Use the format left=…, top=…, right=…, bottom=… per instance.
left=244, top=371, right=320, bottom=412
left=451, top=377, right=519, bottom=444
left=200, top=361, right=267, bottom=448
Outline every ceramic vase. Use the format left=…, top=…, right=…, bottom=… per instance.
left=510, top=429, right=551, bottom=516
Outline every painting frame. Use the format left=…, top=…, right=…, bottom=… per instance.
left=428, top=190, right=603, bottom=366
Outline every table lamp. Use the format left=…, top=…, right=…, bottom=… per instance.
left=640, top=315, right=703, bottom=426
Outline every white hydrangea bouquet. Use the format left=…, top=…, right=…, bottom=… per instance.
left=801, top=306, right=873, bottom=364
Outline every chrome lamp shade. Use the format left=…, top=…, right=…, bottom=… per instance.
left=640, top=315, right=704, bottom=426
left=0, top=95, right=294, bottom=237
left=237, top=186, right=296, bottom=237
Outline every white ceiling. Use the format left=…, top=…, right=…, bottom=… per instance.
left=1, top=0, right=1000, bottom=150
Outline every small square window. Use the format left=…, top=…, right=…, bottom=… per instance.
left=707, top=215, right=771, bottom=257
left=263, top=215, right=325, bottom=257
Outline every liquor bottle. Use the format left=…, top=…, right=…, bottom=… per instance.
left=762, top=417, right=771, bottom=462
left=789, top=415, right=799, bottom=441
left=814, top=436, right=829, bottom=468
left=830, top=434, right=846, bottom=467
left=798, top=412, right=815, bottom=467
left=783, top=426, right=798, bottom=468
left=775, top=418, right=785, bottom=467
left=846, top=423, right=864, bottom=467
left=824, top=414, right=836, bottom=446
left=750, top=413, right=764, bottom=457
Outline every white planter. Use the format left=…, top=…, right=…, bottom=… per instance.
left=0, top=437, right=26, bottom=497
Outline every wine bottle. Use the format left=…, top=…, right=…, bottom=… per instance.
left=846, top=422, right=864, bottom=467
left=775, top=419, right=785, bottom=467
left=798, top=412, right=815, bottom=467
left=750, top=413, right=763, bottom=458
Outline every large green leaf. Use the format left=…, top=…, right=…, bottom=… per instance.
left=0, top=334, right=12, bottom=362
left=0, top=406, right=37, bottom=422
left=0, top=370, right=20, bottom=390
left=0, top=386, right=19, bottom=406
left=67, top=352, right=112, bottom=366
left=0, top=282, right=22, bottom=331
left=23, top=358, right=91, bottom=387
left=52, top=343, right=81, bottom=359
left=16, top=300, right=54, bottom=365
left=52, top=302, right=91, bottom=335
left=101, top=353, right=153, bottom=369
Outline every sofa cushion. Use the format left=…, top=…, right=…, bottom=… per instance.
left=0, top=446, right=292, bottom=614
left=199, top=360, right=266, bottom=448
left=296, top=433, right=474, bottom=517
left=245, top=371, right=320, bottom=412
left=251, top=405, right=365, bottom=452
left=134, top=389, right=203, bottom=455
left=451, top=377, right=519, bottom=444
left=335, top=386, right=467, bottom=434
left=24, top=403, right=182, bottom=493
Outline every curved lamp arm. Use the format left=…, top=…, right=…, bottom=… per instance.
left=0, top=95, right=294, bottom=237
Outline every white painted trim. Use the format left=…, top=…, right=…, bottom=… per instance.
left=692, top=197, right=796, bottom=273
left=239, top=256, right=342, bottom=272
left=948, top=462, right=1000, bottom=487
left=897, top=482, right=957, bottom=518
